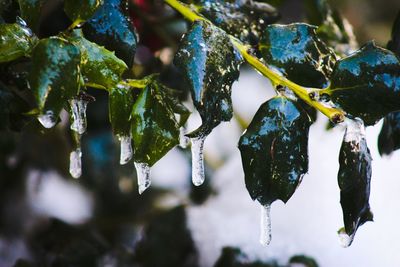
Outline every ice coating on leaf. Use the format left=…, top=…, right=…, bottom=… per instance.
left=191, top=136, right=206, bottom=186
left=69, top=98, right=88, bottom=135
left=260, top=204, right=272, bottom=246
left=338, top=227, right=355, bottom=248
left=134, top=162, right=151, bottom=194
left=119, top=135, right=132, bottom=165
left=179, top=127, right=189, bottom=149
left=338, top=118, right=373, bottom=242
left=38, top=110, right=57, bottom=128
left=69, top=148, right=82, bottom=178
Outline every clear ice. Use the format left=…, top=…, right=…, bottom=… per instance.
left=260, top=204, right=272, bottom=246
left=69, top=99, right=88, bottom=135
left=179, top=127, right=189, bottom=149
left=69, top=148, right=82, bottom=179
left=190, top=136, right=206, bottom=186
left=338, top=228, right=355, bottom=248
left=134, top=162, right=151, bottom=194
left=119, top=135, right=133, bottom=165
left=38, top=110, right=57, bottom=129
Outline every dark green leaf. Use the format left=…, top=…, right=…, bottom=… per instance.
left=18, top=0, right=45, bottom=31
left=109, top=84, right=137, bottom=137
left=175, top=20, right=242, bottom=137
left=260, top=23, right=336, bottom=88
left=29, top=37, right=81, bottom=117
left=131, top=81, right=179, bottom=166
left=378, top=112, right=400, bottom=155
left=327, top=42, right=400, bottom=125
left=238, top=96, right=311, bottom=206
left=67, top=29, right=127, bottom=89
left=64, top=0, right=103, bottom=25
left=0, top=22, right=37, bottom=63
left=214, top=247, right=279, bottom=267
left=338, top=119, right=373, bottom=240
left=304, top=0, right=357, bottom=55
left=82, top=0, right=137, bottom=68
left=192, top=0, right=279, bottom=44
left=289, top=255, right=319, bottom=267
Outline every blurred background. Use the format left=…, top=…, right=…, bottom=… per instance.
left=0, top=0, right=400, bottom=266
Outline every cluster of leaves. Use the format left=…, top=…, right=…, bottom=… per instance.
left=1, top=0, right=400, bottom=249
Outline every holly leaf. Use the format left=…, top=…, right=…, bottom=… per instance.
left=238, top=96, right=311, bottom=206
left=174, top=20, right=242, bottom=137
left=260, top=23, right=336, bottom=88
left=82, top=0, right=137, bottom=68
left=64, top=0, right=103, bottom=25
left=67, top=29, right=127, bottom=89
left=131, top=81, right=179, bottom=166
left=0, top=21, right=37, bottom=63
left=17, top=0, right=46, bottom=32
left=29, top=37, right=81, bottom=117
left=192, top=0, right=280, bottom=44
left=327, top=42, right=400, bottom=125
left=338, top=119, right=373, bottom=242
left=378, top=112, right=400, bottom=156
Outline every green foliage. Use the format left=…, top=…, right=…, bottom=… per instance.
left=17, top=0, right=45, bottom=31
left=64, top=0, right=103, bottom=25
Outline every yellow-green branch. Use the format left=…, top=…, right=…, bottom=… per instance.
left=164, top=0, right=345, bottom=123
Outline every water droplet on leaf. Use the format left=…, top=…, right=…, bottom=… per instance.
left=38, top=110, right=57, bottom=128
left=69, top=148, right=82, bottom=178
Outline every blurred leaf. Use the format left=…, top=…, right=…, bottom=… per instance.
left=0, top=22, right=37, bottom=63
left=378, top=112, right=400, bottom=155
left=131, top=81, right=179, bottom=166
left=238, top=96, right=311, bottom=206
left=82, top=0, right=137, bottom=68
left=175, top=20, right=242, bottom=137
left=64, top=0, right=103, bottom=25
left=327, top=42, right=400, bottom=125
left=260, top=23, right=336, bottom=88
left=17, top=0, right=46, bottom=31
left=338, top=119, right=373, bottom=240
left=387, top=11, right=400, bottom=56
left=67, top=29, right=127, bottom=89
left=289, top=255, right=319, bottom=267
left=29, top=37, right=81, bottom=116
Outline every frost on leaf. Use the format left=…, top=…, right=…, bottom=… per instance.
left=175, top=20, right=243, bottom=137
left=338, top=118, right=373, bottom=246
left=238, top=96, right=311, bottom=206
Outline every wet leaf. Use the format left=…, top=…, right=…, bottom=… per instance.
left=378, top=112, right=400, bottom=155
left=192, top=0, right=280, bottom=44
left=238, top=96, right=311, bottom=206
left=64, top=0, right=103, bottom=25
left=67, top=29, right=127, bottom=89
left=0, top=22, right=37, bottom=63
left=260, top=23, right=336, bottom=88
left=175, top=20, right=242, bottom=137
left=338, top=119, right=373, bottom=239
left=327, top=42, right=400, bottom=125
left=131, top=81, right=179, bottom=166
left=304, top=0, right=357, bottom=55
left=17, top=0, right=46, bottom=31
left=29, top=37, right=81, bottom=116
left=82, top=0, right=137, bottom=68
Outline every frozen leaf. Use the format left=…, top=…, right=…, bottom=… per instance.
left=175, top=20, right=242, bottom=137
left=18, top=0, right=46, bottom=31
left=67, top=29, right=127, bottom=89
left=338, top=118, right=373, bottom=245
left=238, top=96, right=311, bottom=206
left=327, top=42, right=400, bottom=125
left=82, top=0, right=137, bottom=67
left=260, top=23, right=336, bottom=88
left=29, top=37, right=81, bottom=121
left=0, top=21, right=37, bottom=63
left=378, top=112, right=400, bottom=156
left=64, top=0, right=103, bottom=25
left=131, top=81, right=179, bottom=166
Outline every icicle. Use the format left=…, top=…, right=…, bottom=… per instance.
left=134, top=162, right=151, bottom=194
left=179, top=127, right=189, bottom=149
left=190, top=136, right=206, bottom=186
left=38, top=110, right=57, bottom=128
left=119, top=135, right=133, bottom=165
left=69, top=98, right=88, bottom=135
left=69, top=148, right=82, bottom=178
left=338, top=228, right=355, bottom=248
left=260, top=204, right=272, bottom=246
